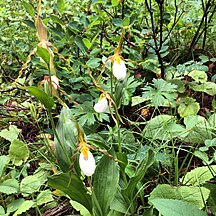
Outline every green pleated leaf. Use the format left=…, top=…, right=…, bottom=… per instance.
left=54, top=107, right=78, bottom=172
left=48, top=172, right=92, bottom=213
left=150, top=198, right=207, bottom=216
left=93, top=151, right=119, bottom=216
left=27, top=86, right=54, bottom=110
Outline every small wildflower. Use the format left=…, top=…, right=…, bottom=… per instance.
left=94, top=96, right=108, bottom=113
left=112, top=54, right=127, bottom=80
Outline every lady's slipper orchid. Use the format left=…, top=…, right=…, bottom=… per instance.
left=94, top=97, right=108, bottom=113
left=51, top=75, right=60, bottom=89
left=79, top=150, right=96, bottom=176
left=112, top=54, right=127, bottom=80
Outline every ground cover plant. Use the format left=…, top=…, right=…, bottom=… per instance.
left=1, top=0, right=216, bottom=215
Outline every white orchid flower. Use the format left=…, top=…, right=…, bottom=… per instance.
left=112, top=54, right=127, bottom=80
left=94, top=97, right=108, bottom=113
left=51, top=75, right=60, bottom=89
left=79, top=151, right=96, bottom=176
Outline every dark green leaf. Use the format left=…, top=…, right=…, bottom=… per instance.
left=50, top=15, right=64, bottom=25
left=27, top=86, right=54, bottom=110
left=74, top=36, right=88, bottom=53
left=57, top=0, right=65, bottom=13
left=36, top=46, right=50, bottom=66
left=48, top=173, right=92, bottom=213
left=54, top=107, right=77, bottom=172
left=150, top=198, right=207, bottom=216
left=123, top=149, right=155, bottom=198
left=86, top=58, right=101, bottom=68
left=23, top=1, right=35, bottom=17
left=93, top=151, right=119, bottom=216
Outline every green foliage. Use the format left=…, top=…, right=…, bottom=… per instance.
left=48, top=172, right=93, bottom=214
left=150, top=199, right=207, bottom=216
left=9, top=139, right=29, bottom=166
left=142, top=79, right=178, bottom=107
left=93, top=152, right=119, bottom=216
left=149, top=184, right=210, bottom=209
left=182, top=165, right=216, bottom=186
left=1, top=0, right=216, bottom=215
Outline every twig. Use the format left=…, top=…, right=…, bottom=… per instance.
left=145, top=0, right=165, bottom=78
left=187, top=0, right=212, bottom=56
left=0, top=86, right=17, bottom=93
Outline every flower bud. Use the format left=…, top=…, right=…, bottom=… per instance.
left=51, top=75, right=60, bottom=89
left=112, top=55, right=127, bottom=80
left=79, top=151, right=96, bottom=176
left=94, top=97, right=108, bottom=113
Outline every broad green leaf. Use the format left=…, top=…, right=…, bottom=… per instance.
left=178, top=102, right=200, bottom=117
left=48, top=172, right=92, bottom=213
left=23, top=19, right=35, bottom=29
left=150, top=199, right=207, bottom=216
left=36, top=46, right=50, bottom=66
left=8, top=139, right=29, bottom=166
left=57, top=0, right=65, bottom=13
left=13, top=200, right=34, bottom=216
left=20, top=170, right=48, bottom=196
left=0, top=125, right=21, bottom=142
left=110, top=187, right=130, bottom=214
left=123, top=149, right=155, bottom=198
left=27, top=86, right=54, bottom=110
left=0, top=156, right=10, bottom=177
left=83, top=38, right=92, bottom=49
left=112, top=18, right=122, bottom=27
left=194, top=151, right=210, bottom=164
left=122, top=17, right=130, bottom=27
left=188, top=70, right=207, bottom=83
left=54, top=107, right=77, bottom=172
left=93, top=152, right=119, bottom=216
left=209, top=113, right=216, bottom=127
left=74, top=35, right=88, bottom=53
left=0, top=206, right=6, bottom=216
left=50, top=14, right=64, bottom=25
left=0, top=179, right=19, bottom=194
left=189, top=82, right=216, bottom=96
left=36, top=189, right=54, bottom=206
left=144, top=115, right=186, bottom=141
left=182, top=165, right=216, bottom=186
left=86, top=58, right=101, bottom=68
left=7, top=198, right=25, bottom=214
left=183, top=115, right=212, bottom=143
left=112, top=0, right=119, bottom=6
left=149, top=184, right=210, bottom=209
left=23, top=1, right=35, bottom=17
left=70, top=201, right=91, bottom=216
left=204, top=183, right=216, bottom=215
left=131, top=96, right=149, bottom=106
